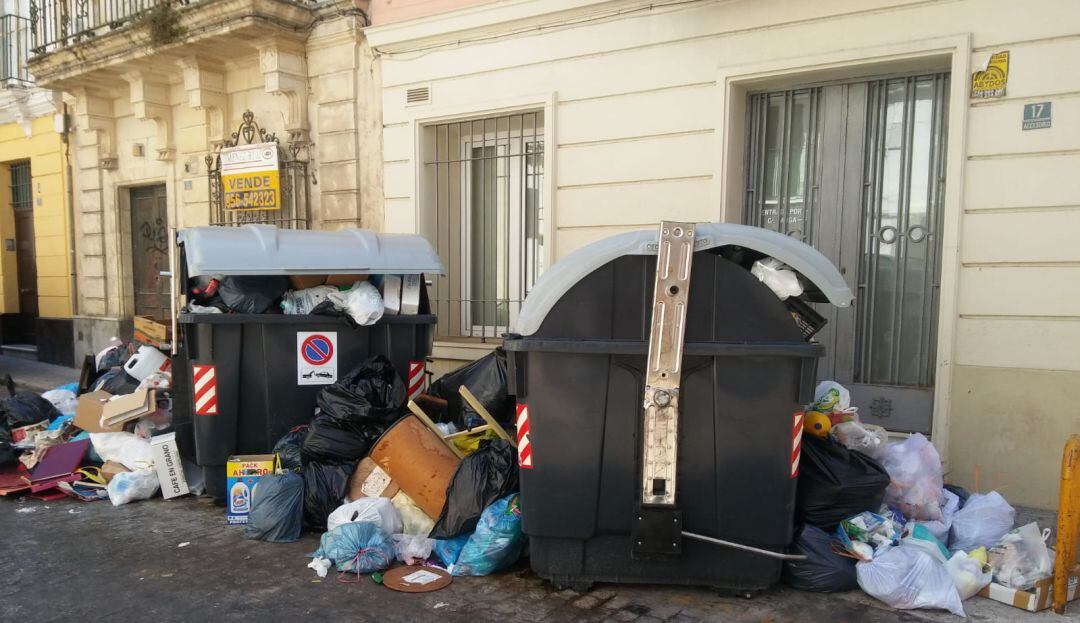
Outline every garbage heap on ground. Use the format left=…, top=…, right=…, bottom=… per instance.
left=784, top=380, right=1060, bottom=616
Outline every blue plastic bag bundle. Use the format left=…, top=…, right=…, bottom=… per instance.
left=433, top=534, right=470, bottom=567
left=244, top=472, right=304, bottom=543
left=451, top=493, right=525, bottom=576
left=311, top=522, right=394, bottom=576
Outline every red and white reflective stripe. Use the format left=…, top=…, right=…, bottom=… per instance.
left=791, top=411, right=804, bottom=478
left=516, top=403, right=533, bottom=469
left=407, top=360, right=426, bottom=402
left=192, top=364, right=218, bottom=416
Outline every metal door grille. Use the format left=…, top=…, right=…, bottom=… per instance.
left=856, top=74, right=949, bottom=387
left=421, top=111, right=545, bottom=340
left=9, top=161, right=31, bottom=211
left=744, top=88, right=823, bottom=243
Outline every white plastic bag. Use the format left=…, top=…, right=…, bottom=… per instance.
left=187, top=303, right=222, bottom=314
left=327, top=282, right=384, bottom=326
left=945, top=550, right=992, bottom=600
left=989, top=522, right=1053, bottom=590
left=90, top=432, right=154, bottom=471
left=281, top=285, right=338, bottom=315
left=392, top=534, right=435, bottom=563
left=391, top=490, right=435, bottom=536
left=880, top=434, right=944, bottom=521
left=107, top=468, right=160, bottom=506
left=751, top=257, right=803, bottom=300
left=830, top=421, right=888, bottom=459
left=41, top=389, right=78, bottom=416
left=812, top=381, right=851, bottom=412
left=914, top=488, right=961, bottom=544
left=327, top=497, right=402, bottom=535
left=856, top=545, right=965, bottom=617
left=949, top=491, right=1015, bottom=552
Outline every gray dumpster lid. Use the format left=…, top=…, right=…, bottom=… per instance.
left=178, top=225, right=444, bottom=277
left=514, top=222, right=854, bottom=336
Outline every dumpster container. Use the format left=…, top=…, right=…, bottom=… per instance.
left=171, top=225, right=444, bottom=499
left=503, top=223, right=853, bottom=592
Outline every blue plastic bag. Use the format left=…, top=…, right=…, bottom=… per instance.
left=452, top=493, right=525, bottom=576
left=311, top=522, right=394, bottom=574
left=244, top=472, right=304, bottom=543
left=433, top=534, right=470, bottom=567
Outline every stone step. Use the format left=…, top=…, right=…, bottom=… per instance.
left=1, top=344, right=39, bottom=362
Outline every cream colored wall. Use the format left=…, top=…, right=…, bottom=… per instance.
left=371, top=0, right=1080, bottom=508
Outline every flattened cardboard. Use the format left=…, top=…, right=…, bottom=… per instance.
left=133, top=315, right=170, bottom=348
left=150, top=432, right=189, bottom=499
left=978, top=567, right=1079, bottom=612
left=100, top=388, right=156, bottom=428
left=100, top=460, right=129, bottom=483
left=289, top=275, right=327, bottom=290
left=325, top=274, right=368, bottom=287
left=74, top=391, right=125, bottom=434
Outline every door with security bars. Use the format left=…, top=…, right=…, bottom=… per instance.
left=745, top=73, right=949, bottom=433
left=421, top=112, right=545, bottom=340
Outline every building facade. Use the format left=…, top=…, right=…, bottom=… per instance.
left=367, top=0, right=1080, bottom=509
left=0, top=1, right=75, bottom=365
left=25, top=0, right=385, bottom=357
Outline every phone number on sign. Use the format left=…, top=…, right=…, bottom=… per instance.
left=224, top=190, right=279, bottom=210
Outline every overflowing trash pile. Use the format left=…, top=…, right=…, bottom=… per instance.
left=784, top=381, right=1059, bottom=616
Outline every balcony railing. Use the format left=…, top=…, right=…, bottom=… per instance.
left=1, top=14, right=32, bottom=86
left=30, top=0, right=172, bottom=55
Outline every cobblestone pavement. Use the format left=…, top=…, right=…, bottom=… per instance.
left=2, top=495, right=1076, bottom=622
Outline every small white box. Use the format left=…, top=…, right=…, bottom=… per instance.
left=381, top=275, right=402, bottom=315
left=401, top=274, right=421, bottom=315
left=150, top=432, right=189, bottom=500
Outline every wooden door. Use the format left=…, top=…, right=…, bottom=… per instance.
left=130, top=185, right=170, bottom=320
left=10, top=160, right=36, bottom=344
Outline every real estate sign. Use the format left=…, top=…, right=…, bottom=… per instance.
left=220, top=142, right=281, bottom=211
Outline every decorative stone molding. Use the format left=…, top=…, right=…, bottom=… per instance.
left=124, top=70, right=175, bottom=161
left=177, top=56, right=227, bottom=145
left=258, top=43, right=310, bottom=146
left=71, top=88, right=118, bottom=170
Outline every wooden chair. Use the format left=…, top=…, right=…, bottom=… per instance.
left=407, top=385, right=516, bottom=459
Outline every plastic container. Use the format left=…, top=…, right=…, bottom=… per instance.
left=503, top=223, right=852, bottom=592
left=171, top=225, right=444, bottom=498
left=124, top=345, right=171, bottom=381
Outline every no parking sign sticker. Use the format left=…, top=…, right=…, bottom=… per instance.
left=297, top=331, right=337, bottom=385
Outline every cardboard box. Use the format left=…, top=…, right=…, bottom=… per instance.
left=100, top=388, right=156, bottom=429
left=74, top=391, right=125, bottom=434
left=150, top=432, right=189, bottom=499
left=325, top=274, right=368, bottom=287
left=133, top=315, right=170, bottom=348
left=978, top=568, right=1079, bottom=612
left=100, top=461, right=129, bottom=483
left=289, top=274, right=327, bottom=290
left=381, top=274, right=402, bottom=315
left=226, top=454, right=280, bottom=525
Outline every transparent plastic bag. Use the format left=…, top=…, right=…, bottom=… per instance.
left=90, top=432, right=154, bottom=471
left=452, top=493, right=525, bottom=576
left=327, top=282, right=384, bottom=326
left=989, top=522, right=1053, bottom=590
left=913, top=488, right=960, bottom=544
left=830, top=421, right=887, bottom=459
left=392, top=490, right=435, bottom=536
left=282, top=285, right=338, bottom=315
left=393, top=534, right=435, bottom=563
left=949, top=491, right=1015, bottom=552
left=107, top=468, right=160, bottom=506
left=856, top=545, right=965, bottom=617
left=812, top=381, right=851, bottom=413
left=311, top=522, right=394, bottom=575
left=880, top=434, right=944, bottom=521
left=751, top=257, right=803, bottom=300
left=327, top=497, right=402, bottom=535
left=945, top=550, right=992, bottom=600
left=41, top=389, right=78, bottom=416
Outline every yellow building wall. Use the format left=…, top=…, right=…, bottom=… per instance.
left=0, top=115, right=73, bottom=319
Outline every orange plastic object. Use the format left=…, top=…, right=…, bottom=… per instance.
left=1054, top=435, right=1080, bottom=615
left=369, top=415, right=461, bottom=519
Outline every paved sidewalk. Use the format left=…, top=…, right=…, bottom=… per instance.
left=1, top=495, right=1075, bottom=623
left=0, top=355, right=80, bottom=394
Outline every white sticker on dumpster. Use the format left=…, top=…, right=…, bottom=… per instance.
left=297, top=332, right=338, bottom=385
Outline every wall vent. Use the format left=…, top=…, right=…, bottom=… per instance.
left=406, top=86, right=431, bottom=105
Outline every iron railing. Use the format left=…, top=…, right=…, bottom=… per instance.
left=1, top=14, right=32, bottom=86
left=29, top=0, right=162, bottom=55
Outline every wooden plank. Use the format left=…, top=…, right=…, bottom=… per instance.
left=458, top=385, right=516, bottom=447
left=407, top=400, right=466, bottom=459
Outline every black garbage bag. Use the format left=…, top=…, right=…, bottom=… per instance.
left=301, top=356, right=406, bottom=464
left=782, top=524, right=858, bottom=592
left=218, top=275, right=289, bottom=314
left=0, top=426, right=17, bottom=467
left=430, top=438, right=519, bottom=539
left=91, top=367, right=140, bottom=396
left=303, top=461, right=352, bottom=530
left=795, top=435, right=890, bottom=531
left=273, top=425, right=308, bottom=473
left=245, top=472, right=304, bottom=543
left=428, top=349, right=514, bottom=426
left=1, top=392, right=62, bottom=428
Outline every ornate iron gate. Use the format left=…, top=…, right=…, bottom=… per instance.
left=205, top=110, right=310, bottom=229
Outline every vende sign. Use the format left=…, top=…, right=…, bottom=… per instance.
left=220, top=142, right=280, bottom=211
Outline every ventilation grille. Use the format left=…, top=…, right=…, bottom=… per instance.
left=406, top=86, right=431, bottom=105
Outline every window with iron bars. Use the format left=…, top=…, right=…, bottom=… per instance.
left=9, top=161, right=32, bottom=211
left=420, top=111, right=545, bottom=340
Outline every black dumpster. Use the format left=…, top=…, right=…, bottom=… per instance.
left=503, top=223, right=852, bottom=592
left=171, top=225, right=443, bottom=498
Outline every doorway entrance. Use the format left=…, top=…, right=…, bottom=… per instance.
left=129, top=185, right=170, bottom=320
left=743, top=72, right=950, bottom=433
left=10, top=160, right=37, bottom=345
